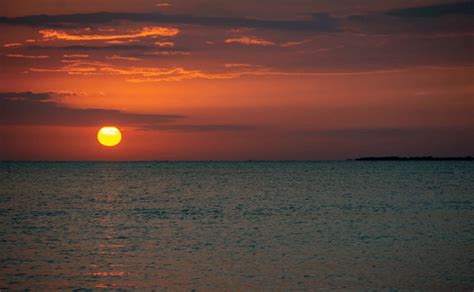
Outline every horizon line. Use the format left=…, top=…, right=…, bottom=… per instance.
left=1, top=156, right=473, bottom=163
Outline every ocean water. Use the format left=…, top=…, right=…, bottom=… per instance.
left=0, top=161, right=473, bottom=290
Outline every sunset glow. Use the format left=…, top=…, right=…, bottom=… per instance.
left=0, top=0, right=472, bottom=160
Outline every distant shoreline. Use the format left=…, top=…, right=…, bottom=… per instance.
left=352, top=156, right=474, bottom=161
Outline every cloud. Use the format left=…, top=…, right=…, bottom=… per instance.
left=224, top=37, right=309, bottom=47
left=143, top=51, right=190, bottom=56
left=30, top=59, right=109, bottom=75
left=27, top=44, right=156, bottom=51
left=227, top=28, right=255, bottom=34
left=98, top=66, right=248, bottom=82
left=27, top=44, right=189, bottom=54
left=224, top=63, right=260, bottom=68
left=29, top=67, right=97, bottom=75
left=40, top=26, right=179, bottom=41
left=97, top=65, right=364, bottom=82
left=0, top=12, right=339, bottom=32
left=155, top=3, right=172, bottom=8
left=63, top=54, right=89, bottom=58
left=225, top=36, right=275, bottom=46
left=0, top=91, right=184, bottom=127
left=107, top=55, right=142, bottom=61
left=305, top=127, right=474, bottom=139
left=141, top=124, right=254, bottom=132
left=385, top=1, right=474, bottom=18
left=104, top=39, right=139, bottom=44
left=59, top=60, right=110, bottom=66
left=315, top=127, right=428, bottom=137
left=6, top=54, right=49, bottom=59
left=155, top=41, right=174, bottom=47
left=346, top=2, right=474, bottom=35
left=29, top=60, right=471, bottom=82
left=0, top=91, right=51, bottom=101
left=280, top=40, right=309, bottom=47
left=0, top=91, right=252, bottom=132
left=3, top=43, right=22, bottom=48
left=1, top=5, right=469, bottom=37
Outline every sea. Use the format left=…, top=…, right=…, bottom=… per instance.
left=0, top=161, right=473, bottom=290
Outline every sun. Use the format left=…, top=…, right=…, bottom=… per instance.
left=97, top=126, right=122, bottom=147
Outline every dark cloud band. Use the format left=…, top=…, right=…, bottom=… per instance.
left=386, top=1, right=474, bottom=18
left=0, top=92, right=251, bottom=132
left=0, top=12, right=339, bottom=32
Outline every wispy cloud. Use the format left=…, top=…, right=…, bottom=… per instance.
left=142, top=124, right=254, bottom=132
left=29, top=67, right=97, bottom=74
left=306, top=127, right=474, bottom=140
left=63, top=54, right=89, bottom=58
left=155, top=3, right=172, bottom=8
left=107, top=55, right=142, bottom=61
left=280, top=40, right=310, bottom=47
left=27, top=44, right=155, bottom=51
left=224, top=63, right=261, bottom=68
left=59, top=60, right=110, bottom=66
left=96, top=65, right=315, bottom=82
left=29, top=57, right=471, bottom=82
left=155, top=41, right=174, bottom=47
left=224, top=36, right=310, bottom=47
left=39, top=26, right=179, bottom=41
left=225, top=36, right=275, bottom=46
left=29, top=60, right=110, bottom=74
left=227, top=28, right=255, bottom=34
left=144, top=51, right=190, bottom=56
left=6, top=54, right=49, bottom=59
left=99, top=66, right=243, bottom=82
left=104, top=39, right=139, bottom=44
left=3, top=43, right=22, bottom=48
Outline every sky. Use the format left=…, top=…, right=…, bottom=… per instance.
left=0, top=0, right=473, bottom=160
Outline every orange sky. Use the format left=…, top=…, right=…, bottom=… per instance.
left=0, top=0, right=473, bottom=160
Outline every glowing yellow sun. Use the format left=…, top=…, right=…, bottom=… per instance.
left=97, top=126, right=122, bottom=147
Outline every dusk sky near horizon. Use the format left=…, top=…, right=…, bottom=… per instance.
left=0, top=0, right=473, bottom=160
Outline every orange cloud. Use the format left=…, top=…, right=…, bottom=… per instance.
left=39, top=26, right=180, bottom=41
left=107, top=55, right=142, bottom=61
left=280, top=40, right=310, bottom=47
left=155, top=3, right=172, bottom=7
left=3, top=43, right=22, bottom=48
left=25, top=61, right=329, bottom=81
left=31, top=58, right=466, bottom=82
left=6, top=54, right=49, bottom=59
left=29, top=67, right=96, bottom=74
left=155, top=41, right=174, bottom=47
left=63, top=54, right=89, bottom=58
left=100, top=66, right=239, bottom=82
left=59, top=60, right=109, bottom=66
left=225, top=36, right=275, bottom=46
left=105, top=40, right=138, bottom=44
left=145, top=51, right=190, bottom=56
left=224, top=63, right=260, bottom=68
left=227, top=28, right=255, bottom=34
left=30, top=60, right=110, bottom=75
left=102, top=65, right=443, bottom=83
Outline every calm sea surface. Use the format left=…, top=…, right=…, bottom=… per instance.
left=0, top=161, right=473, bottom=290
